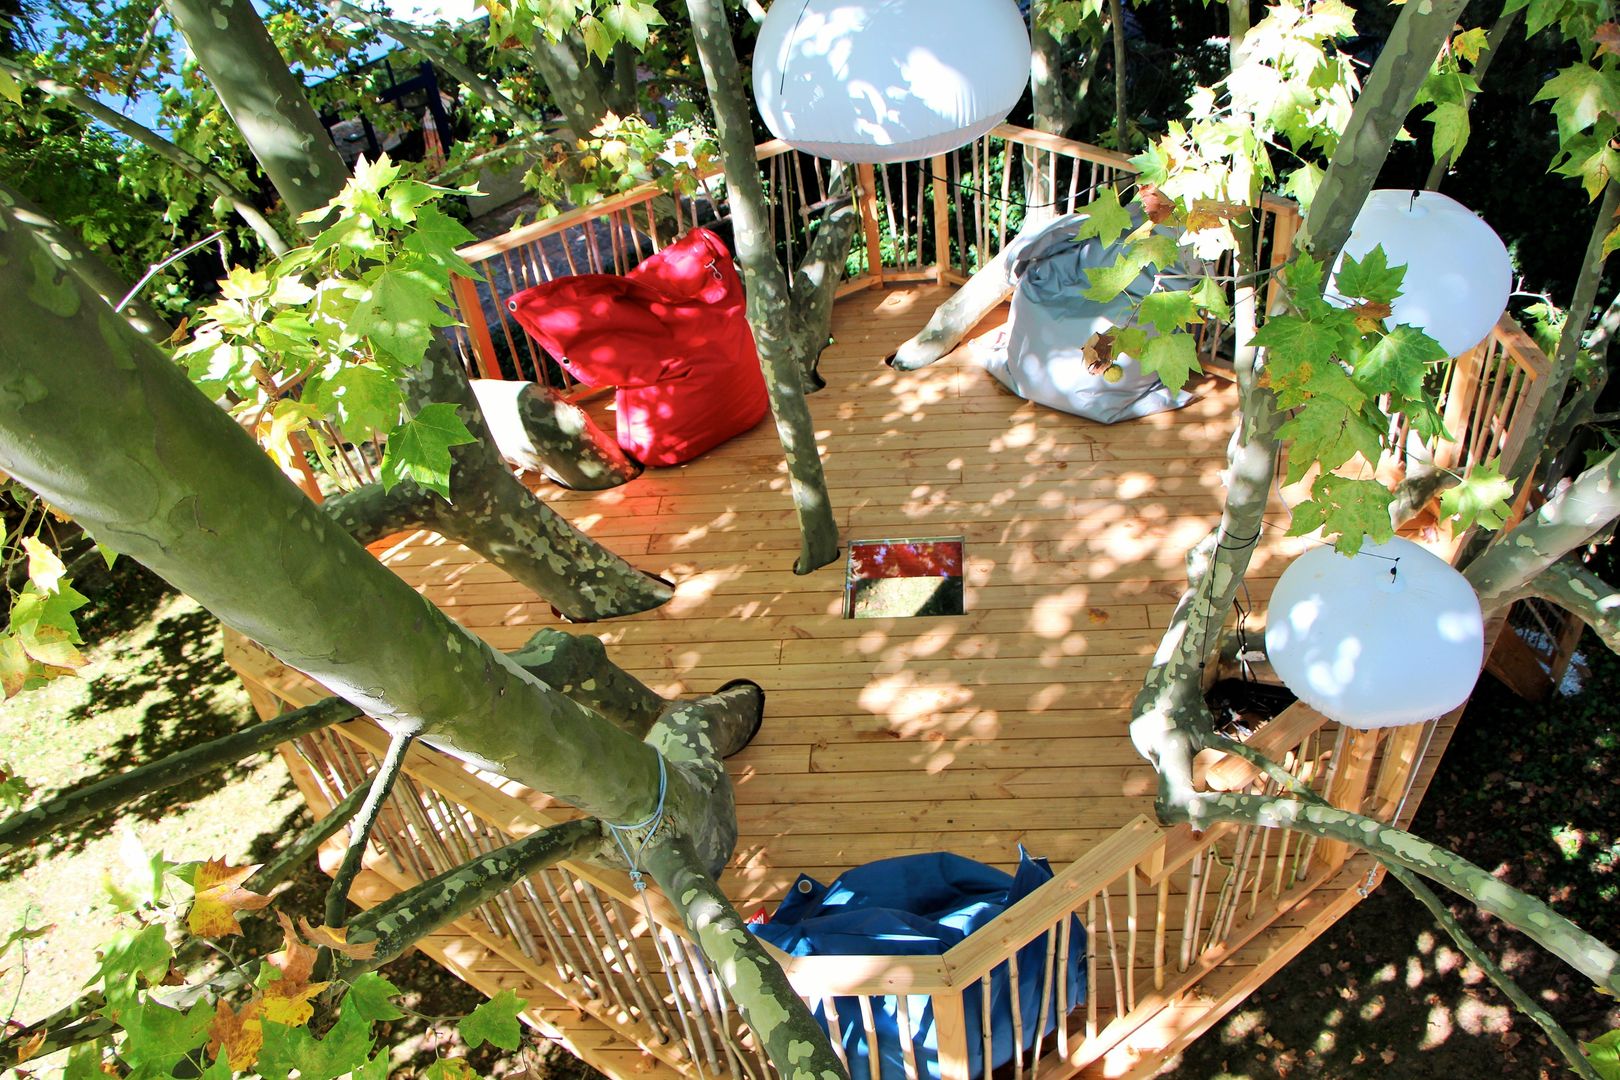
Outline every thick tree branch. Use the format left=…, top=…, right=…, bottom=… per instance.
left=0, top=56, right=290, bottom=255
left=1466, top=448, right=1620, bottom=610
left=247, top=774, right=372, bottom=895
left=528, top=34, right=612, bottom=136
left=508, top=628, right=667, bottom=737
left=325, top=730, right=415, bottom=927
left=0, top=697, right=356, bottom=856
left=1541, top=289, right=1620, bottom=484
left=1522, top=557, right=1620, bottom=654
left=1107, top=0, right=1128, bottom=148
left=469, top=378, right=641, bottom=490
left=343, top=817, right=605, bottom=970
left=786, top=174, right=860, bottom=391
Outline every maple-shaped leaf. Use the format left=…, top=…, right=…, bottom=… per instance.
left=1333, top=246, right=1407, bottom=305
left=0, top=65, right=20, bottom=106
left=1554, top=128, right=1620, bottom=200
left=1351, top=300, right=1394, bottom=335
left=0, top=634, right=33, bottom=698
left=1597, top=22, right=1620, bottom=57
left=1190, top=275, right=1232, bottom=322
left=1581, top=1028, right=1620, bottom=1080
left=20, top=537, right=65, bottom=594
left=380, top=403, right=478, bottom=499
left=424, top=1057, right=479, bottom=1080
left=188, top=859, right=272, bottom=938
left=1287, top=474, right=1396, bottom=554
left=108, top=996, right=214, bottom=1072
left=1439, top=461, right=1516, bottom=530
left=1138, top=183, right=1176, bottom=224
left=298, top=918, right=378, bottom=960
left=1279, top=398, right=1385, bottom=483
left=459, top=988, right=528, bottom=1051
left=343, top=972, right=405, bottom=1023
left=402, top=206, right=480, bottom=279
left=1138, top=290, right=1201, bottom=332
left=1355, top=324, right=1447, bottom=398
left=309, top=365, right=401, bottom=441
left=208, top=998, right=264, bottom=1071
left=258, top=1008, right=374, bottom=1080
left=1533, top=63, right=1620, bottom=142
left=1268, top=355, right=1366, bottom=412
left=352, top=262, right=458, bottom=367
left=1137, top=332, right=1202, bottom=394
left=261, top=913, right=329, bottom=1027
left=1081, top=235, right=1178, bottom=303
left=1076, top=186, right=1132, bottom=248
left=1252, top=314, right=1343, bottom=379
left=1426, top=101, right=1471, bottom=165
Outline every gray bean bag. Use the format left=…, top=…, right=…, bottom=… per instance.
left=979, top=212, right=1195, bottom=423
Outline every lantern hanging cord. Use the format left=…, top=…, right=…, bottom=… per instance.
left=918, top=169, right=1079, bottom=212
left=779, top=0, right=815, bottom=95
left=1198, top=522, right=1265, bottom=670
left=604, top=754, right=668, bottom=892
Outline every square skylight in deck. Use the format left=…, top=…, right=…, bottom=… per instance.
left=843, top=537, right=965, bottom=619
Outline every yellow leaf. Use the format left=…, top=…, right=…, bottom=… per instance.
left=15, top=1029, right=45, bottom=1064
left=20, top=537, right=65, bottom=594
left=207, top=998, right=264, bottom=1070
left=259, top=913, right=328, bottom=1026
left=186, top=859, right=272, bottom=938
left=297, top=918, right=378, bottom=960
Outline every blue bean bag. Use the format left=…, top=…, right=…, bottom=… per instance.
left=751, top=849, right=1086, bottom=1080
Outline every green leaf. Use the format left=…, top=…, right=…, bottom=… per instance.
left=1355, top=324, right=1447, bottom=398
left=580, top=14, right=613, bottom=62
left=459, top=987, right=527, bottom=1051
left=1439, top=461, right=1516, bottom=530
left=1081, top=235, right=1179, bottom=303
left=1076, top=186, right=1132, bottom=248
left=1333, top=246, right=1407, bottom=305
left=1585, top=1029, right=1620, bottom=1080
left=1452, top=26, right=1489, bottom=63
left=345, top=972, right=405, bottom=1023
left=110, top=997, right=212, bottom=1072
left=379, top=403, right=478, bottom=499
left=1552, top=128, right=1620, bottom=200
left=1426, top=101, right=1471, bottom=165
left=1137, top=290, right=1200, bottom=332
left=1136, top=333, right=1201, bottom=394
left=1268, top=354, right=1365, bottom=412
left=310, top=365, right=401, bottom=441
left=10, top=580, right=89, bottom=640
left=1282, top=164, right=1325, bottom=213
left=1252, top=314, right=1342, bottom=371
left=0, top=65, right=22, bottom=105
left=1533, top=63, right=1620, bottom=142
left=1286, top=474, right=1396, bottom=555
left=403, top=206, right=479, bottom=279
left=353, top=263, right=458, bottom=367
left=1278, top=398, right=1385, bottom=483
left=1190, top=276, right=1232, bottom=323
left=259, top=1008, right=376, bottom=1080
left=97, top=924, right=173, bottom=997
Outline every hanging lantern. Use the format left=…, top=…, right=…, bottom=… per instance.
left=1263, top=538, right=1485, bottom=730
left=751, top=0, right=1033, bottom=164
left=1333, top=190, right=1512, bottom=358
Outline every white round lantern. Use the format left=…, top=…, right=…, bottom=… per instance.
left=751, top=0, right=1032, bottom=164
left=1332, top=190, right=1511, bottom=358
left=1264, top=538, right=1485, bottom=729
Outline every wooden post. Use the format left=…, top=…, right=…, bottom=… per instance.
left=1368, top=721, right=1427, bottom=822
left=1311, top=728, right=1381, bottom=874
left=932, top=991, right=971, bottom=1080
left=932, top=155, right=951, bottom=283
left=451, top=273, right=503, bottom=380
left=1435, top=340, right=1487, bottom=470
left=856, top=163, right=886, bottom=285
left=1263, top=203, right=1300, bottom=314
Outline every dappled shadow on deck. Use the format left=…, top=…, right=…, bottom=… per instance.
left=378, top=284, right=1305, bottom=910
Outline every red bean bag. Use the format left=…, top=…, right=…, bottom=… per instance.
left=507, top=228, right=768, bottom=467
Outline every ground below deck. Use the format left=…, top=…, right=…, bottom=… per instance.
left=379, top=284, right=1307, bottom=911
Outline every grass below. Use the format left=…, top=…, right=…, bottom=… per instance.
left=3, top=557, right=1616, bottom=1079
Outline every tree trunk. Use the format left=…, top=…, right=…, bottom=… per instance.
left=164, top=0, right=349, bottom=232
left=1108, top=0, right=1129, bottom=148
left=684, top=0, right=841, bottom=574
left=786, top=175, right=862, bottom=390
left=470, top=379, right=641, bottom=490
left=1522, top=557, right=1620, bottom=655
left=1031, top=3, right=1076, bottom=140
left=529, top=35, right=612, bottom=135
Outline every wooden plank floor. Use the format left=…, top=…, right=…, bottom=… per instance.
left=377, top=284, right=1310, bottom=911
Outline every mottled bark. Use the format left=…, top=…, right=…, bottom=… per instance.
left=326, top=730, right=414, bottom=927
left=787, top=180, right=861, bottom=391
left=343, top=818, right=605, bottom=971
left=0, top=696, right=356, bottom=856
left=1424, top=8, right=1520, bottom=191
left=643, top=835, right=850, bottom=1080
left=684, top=0, right=840, bottom=573
left=1388, top=460, right=1455, bottom=528
left=246, top=776, right=372, bottom=894
left=608, top=41, right=639, bottom=117
left=1175, top=792, right=1620, bottom=996
left=1107, top=0, right=1128, bottom=148
left=0, top=55, right=289, bottom=256
left=1030, top=4, right=1076, bottom=139
left=1502, top=181, right=1620, bottom=488
left=0, top=198, right=679, bottom=836
left=1541, top=290, right=1620, bottom=483
left=470, top=379, right=641, bottom=490
left=508, top=628, right=666, bottom=736
left=1295, top=0, right=1472, bottom=257
left=888, top=244, right=1017, bottom=371
left=1519, top=558, right=1620, bottom=654
left=529, top=35, right=612, bottom=135
left=329, top=1, right=539, bottom=127
left=1465, top=449, right=1620, bottom=610
left=164, top=0, right=349, bottom=230
left=3, top=190, right=168, bottom=342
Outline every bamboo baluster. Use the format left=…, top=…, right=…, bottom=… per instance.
left=1099, top=887, right=1125, bottom=1020
left=1370, top=720, right=1431, bottom=822
left=668, top=938, right=724, bottom=1076
left=514, top=871, right=579, bottom=987
left=894, top=991, right=922, bottom=1080
left=332, top=736, right=421, bottom=880
left=821, top=998, right=853, bottom=1075
left=1125, top=870, right=1138, bottom=1011
left=496, top=249, right=541, bottom=381
left=1085, top=897, right=1098, bottom=1038
left=582, top=882, right=668, bottom=1040
left=1178, top=852, right=1203, bottom=971
left=1191, top=849, right=1221, bottom=957
left=952, top=152, right=970, bottom=274
left=996, top=137, right=1012, bottom=253
left=422, top=786, right=532, bottom=951
left=537, top=870, right=604, bottom=1000
left=1032, top=927, right=1057, bottom=1078
left=793, top=149, right=813, bottom=227
left=681, top=940, right=746, bottom=1080
left=931, top=155, right=951, bottom=280
left=1468, top=352, right=1511, bottom=465
left=654, top=926, right=704, bottom=1062
left=858, top=995, right=884, bottom=1080
left=610, top=895, right=682, bottom=1037
left=1055, top=917, right=1072, bottom=1059
left=1153, top=873, right=1169, bottom=991
left=290, top=735, right=343, bottom=810
left=932, top=991, right=972, bottom=1080
left=400, top=780, right=505, bottom=937
left=558, top=869, right=636, bottom=1019
left=1483, top=361, right=1525, bottom=461
left=980, top=978, right=995, bottom=1072
left=644, top=203, right=662, bottom=253
left=696, top=948, right=758, bottom=1080
left=969, top=139, right=985, bottom=266
left=450, top=275, right=501, bottom=379
left=881, top=163, right=901, bottom=269
left=1007, top=951, right=1026, bottom=1077
left=1250, top=821, right=1273, bottom=917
